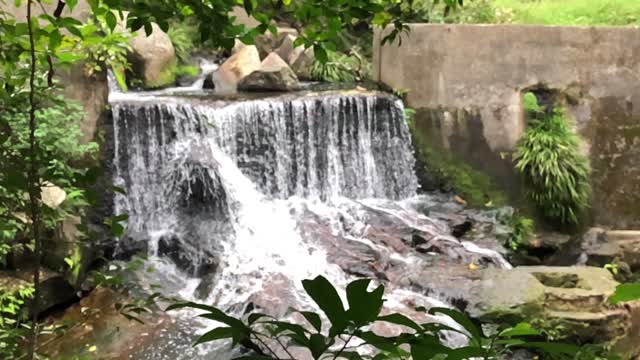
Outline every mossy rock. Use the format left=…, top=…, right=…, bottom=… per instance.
left=468, top=266, right=640, bottom=358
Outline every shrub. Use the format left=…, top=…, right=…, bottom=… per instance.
left=310, top=50, right=370, bottom=83
left=167, top=21, right=199, bottom=63
left=514, top=93, right=591, bottom=226
left=169, top=275, right=585, bottom=359
left=505, top=215, right=535, bottom=251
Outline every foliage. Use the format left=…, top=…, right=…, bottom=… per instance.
left=0, top=97, right=98, bottom=265
left=405, top=0, right=496, bottom=24
left=504, top=214, right=535, bottom=251
left=167, top=20, right=199, bottom=63
left=514, top=93, right=591, bottom=226
left=0, top=284, right=34, bottom=359
left=176, top=65, right=200, bottom=77
left=610, top=283, right=640, bottom=305
left=169, top=275, right=587, bottom=360
left=78, top=12, right=132, bottom=89
left=310, top=50, right=369, bottom=83
left=493, top=0, right=640, bottom=26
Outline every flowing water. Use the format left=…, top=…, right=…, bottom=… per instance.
left=108, top=72, right=510, bottom=359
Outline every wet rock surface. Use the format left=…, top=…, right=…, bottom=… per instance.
left=549, top=228, right=640, bottom=272
left=40, top=287, right=205, bottom=360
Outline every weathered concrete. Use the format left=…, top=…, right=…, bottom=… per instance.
left=374, top=24, right=640, bottom=228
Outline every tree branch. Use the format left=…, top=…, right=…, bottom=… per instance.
left=26, top=0, right=43, bottom=359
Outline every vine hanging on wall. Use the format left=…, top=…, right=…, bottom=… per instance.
left=514, top=92, right=591, bottom=226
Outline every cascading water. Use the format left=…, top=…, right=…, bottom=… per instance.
left=108, top=80, right=510, bottom=359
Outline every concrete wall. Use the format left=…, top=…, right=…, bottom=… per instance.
left=374, top=24, right=640, bottom=228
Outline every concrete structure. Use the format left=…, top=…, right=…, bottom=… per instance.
left=374, top=24, right=640, bottom=228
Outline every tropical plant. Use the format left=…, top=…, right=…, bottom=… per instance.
left=169, top=275, right=587, bottom=360
left=514, top=93, right=591, bottom=226
left=0, top=284, right=34, bottom=359
left=504, top=214, right=535, bottom=251
left=79, top=12, right=132, bottom=80
left=167, top=20, right=199, bottom=63
left=310, top=50, right=369, bottom=83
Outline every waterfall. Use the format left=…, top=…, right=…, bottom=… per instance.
left=109, top=89, right=509, bottom=359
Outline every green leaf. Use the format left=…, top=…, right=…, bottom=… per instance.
left=66, top=0, right=79, bottom=12
left=498, top=323, right=541, bottom=338
left=57, top=52, right=86, bottom=63
left=302, top=276, right=346, bottom=335
left=346, top=279, right=384, bottom=326
left=377, top=313, right=422, bottom=332
left=266, top=321, right=308, bottom=337
left=105, top=11, right=117, bottom=32
left=194, top=327, right=233, bottom=345
left=610, top=283, right=640, bottom=304
left=243, top=0, right=257, bottom=14
left=248, top=313, right=270, bottom=324
left=309, top=333, right=330, bottom=360
left=428, top=308, right=482, bottom=340
left=521, top=342, right=581, bottom=355
left=49, top=29, right=62, bottom=50
left=314, top=45, right=328, bottom=63
left=298, top=311, right=322, bottom=332
left=445, top=346, right=490, bottom=360
left=410, top=334, right=452, bottom=360
left=357, top=331, right=398, bottom=352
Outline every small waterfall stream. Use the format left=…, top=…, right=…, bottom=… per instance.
left=108, top=77, right=510, bottom=359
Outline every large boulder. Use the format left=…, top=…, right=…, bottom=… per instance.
left=129, top=22, right=177, bottom=89
left=468, top=266, right=640, bottom=358
left=275, top=34, right=303, bottom=65
left=238, top=52, right=300, bottom=91
left=208, top=45, right=261, bottom=92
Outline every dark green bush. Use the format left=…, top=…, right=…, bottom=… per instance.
left=514, top=94, right=591, bottom=225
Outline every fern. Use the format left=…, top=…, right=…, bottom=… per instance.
left=514, top=95, right=591, bottom=225
left=167, top=22, right=198, bottom=63
left=310, top=50, right=369, bottom=83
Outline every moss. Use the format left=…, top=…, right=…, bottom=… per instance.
left=176, top=65, right=199, bottom=77
left=408, top=116, right=508, bottom=208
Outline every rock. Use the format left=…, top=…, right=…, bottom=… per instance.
left=5, top=270, right=78, bottom=316
left=238, top=53, right=300, bottom=92
left=41, top=183, right=66, bottom=208
left=275, top=34, right=301, bottom=65
left=453, top=195, right=467, bottom=206
left=40, top=287, right=201, bottom=360
left=209, top=45, right=261, bottom=93
left=157, top=234, right=217, bottom=277
left=468, top=266, right=640, bottom=358
left=254, top=27, right=299, bottom=59
left=550, top=228, right=640, bottom=271
left=291, top=47, right=315, bottom=80
left=129, top=22, right=177, bottom=89
left=230, top=6, right=261, bottom=28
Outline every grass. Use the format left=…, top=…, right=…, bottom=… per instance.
left=492, top=0, right=640, bottom=26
